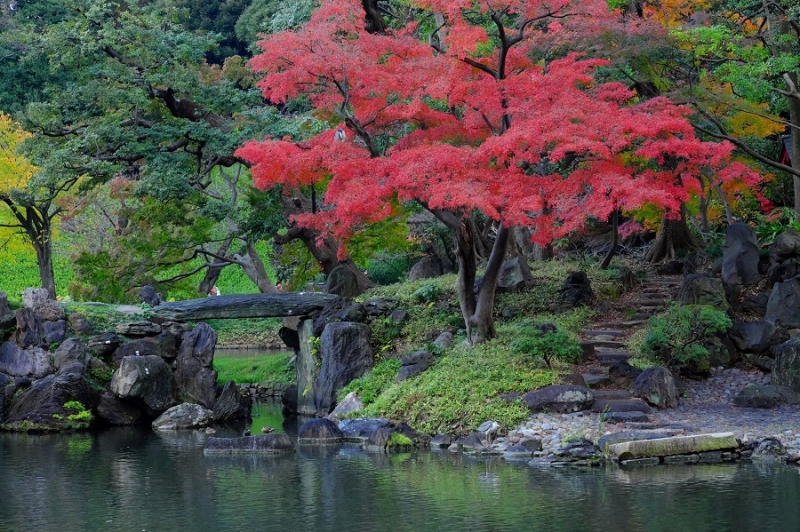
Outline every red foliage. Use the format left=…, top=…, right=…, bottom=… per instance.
left=237, top=0, right=764, bottom=254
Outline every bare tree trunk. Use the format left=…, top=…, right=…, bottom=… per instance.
left=600, top=210, right=618, bottom=270
left=198, top=238, right=233, bottom=296
left=644, top=205, right=702, bottom=263
left=33, top=234, right=56, bottom=299
left=234, top=242, right=278, bottom=293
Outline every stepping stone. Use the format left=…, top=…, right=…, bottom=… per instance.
left=592, top=398, right=650, bottom=413
left=592, top=390, right=632, bottom=401
left=605, top=432, right=738, bottom=461
left=584, top=366, right=607, bottom=375
left=640, top=293, right=669, bottom=300
left=629, top=313, right=651, bottom=321
left=583, top=329, right=625, bottom=338
left=595, top=351, right=630, bottom=365
left=620, top=320, right=646, bottom=328
left=605, top=411, right=650, bottom=423
left=581, top=339, right=626, bottom=349
left=582, top=374, right=610, bottom=388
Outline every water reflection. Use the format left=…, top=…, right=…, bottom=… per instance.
left=1, top=405, right=800, bottom=532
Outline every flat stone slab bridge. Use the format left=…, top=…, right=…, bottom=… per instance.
left=151, top=292, right=339, bottom=321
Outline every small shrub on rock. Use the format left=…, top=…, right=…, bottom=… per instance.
left=641, top=304, right=732, bottom=373
left=511, top=321, right=583, bottom=369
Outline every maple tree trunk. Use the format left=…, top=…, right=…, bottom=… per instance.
left=32, top=231, right=57, bottom=299
left=453, top=218, right=509, bottom=344
left=644, top=205, right=701, bottom=263
left=600, top=210, right=619, bottom=270
left=234, top=242, right=278, bottom=293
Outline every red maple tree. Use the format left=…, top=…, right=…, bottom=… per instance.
left=237, top=0, right=760, bottom=343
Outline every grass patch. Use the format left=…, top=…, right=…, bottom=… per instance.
left=356, top=324, right=559, bottom=435
left=214, top=353, right=295, bottom=385
left=205, top=317, right=282, bottom=347
left=338, top=358, right=401, bottom=404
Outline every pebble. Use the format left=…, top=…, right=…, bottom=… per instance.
left=495, top=367, right=800, bottom=457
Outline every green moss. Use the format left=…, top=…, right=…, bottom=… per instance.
left=338, top=358, right=401, bottom=404
left=388, top=432, right=413, bottom=447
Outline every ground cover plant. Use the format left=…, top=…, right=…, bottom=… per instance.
left=214, top=353, right=294, bottom=385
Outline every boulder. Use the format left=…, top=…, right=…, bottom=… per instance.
left=53, top=338, right=91, bottom=372
left=338, top=418, right=393, bottom=442
left=96, top=391, right=145, bottom=426
left=212, top=380, right=250, bottom=422
left=390, top=308, right=409, bottom=323
left=453, top=433, right=486, bottom=453
left=43, top=320, right=68, bottom=344
left=0, top=291, right=10, bottom=318
left=558, top=271, right=594, bottom=307
left=408, top=256, right=443, bottom=281
left=115, top=321, right=162, bottom=338
left=768, top=258, right=800, bottom=287
left=522, top=385, right=594, bottom=414
left=592, top=398, right=651, bottom=413
left=0, top=342, right=53, bottom=379
left=327, top=391, right=363, bottom=421
left=204, top=434, right=294, bottom=453
left=278, top=326, right=300, bottom=351
left=741, top=293, right=769, bottom=317
left=771, top=337, right=800, bottom=392
left=678, top=274, right=730, bottom=312
left=432, top=331, right=454, bottom=350
left=397, top=350, right=434, bottom=382
left=313, top=322, right=374, bottom=416
left=605, top=432, right=738, bottom=461
left=363, top=298, right=399, bottom=317
left=281, top=384, right=298, bottom=415
left=734, top=384, right=800, bottom=408
left=67, top=312, right=92, bottom=335
left=174, top=323, right=218, bottom=408
left=770, top=229, right=800, bottom=264
left=751, top=437, right=786, bottom=460
left=297, top=418, right=344, bottom=444
left=152, top=403, right=213, bottom=431
left=138, top=285, right=163, bottom=306
left=13, top=307, right=42, bottom=348
left=87, top=332, right=121, bottom=359
left=496, top=256, right=533, bottom=293
left=552, top=438, right=604, bottom=465
left=633, top=367, right=679, bottom=409
left=430, top=434, right=453, bottom=448
left=721, top=223, right=761, bottom=286
left=5, top=362, right=100, bottom=430
left=607, top=361, right=643, bottom=388
left=21, top=288, right=64, bottom=321
left=765, top=276, right=800, bottom=328
left=729, top=320, right=776, bottom=353
left=109, top=355, right=177, bottom=415
left=604, top=411, right=650, bottom=423
left=0, top=372, right=12, bottom=423
left=142, top=331, right=181, bottom=360
left=112, top=339, right=162, bottom=367
left=312, top=297, right=365, bottom=337
left=326, top=265, right=361, bottom=298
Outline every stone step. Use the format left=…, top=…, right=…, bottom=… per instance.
left=640, top=293, right=670, bottom=300
left=582, top=329, right=625, bottom=338
left=584, top=366, right=607, bottom=375
left=596, top=351, right=631, bottom=365
left=592, top=390, right=632, bottom=401
left=581, top=339, right=626, bottom=350
left=605, top=432, right=738, bottom=461
left=595, top=320, right=646, bottom=329
left=604, top=411, right=650, bottom=424
left=620, top=320, right=647, bottom=327
left=629, top=313, right=651, bottom=321
left=582, top=374, right=610, bottom=388
left=592, top=398, right=651, bottom=413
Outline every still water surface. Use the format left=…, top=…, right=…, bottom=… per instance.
left=1, top=401, right=800, bottom=532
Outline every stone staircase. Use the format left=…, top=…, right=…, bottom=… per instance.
left=574, top=275, right=683, bottom=425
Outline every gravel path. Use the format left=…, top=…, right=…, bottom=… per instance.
left=501, top=367, right=800, bottom=456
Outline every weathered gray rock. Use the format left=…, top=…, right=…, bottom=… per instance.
left=327, top=391, right=363, bottom=420
left=326, top=265, right=362, bottom=298
left=13, top=307, right=42, bottom=348
left=522, top=385, right=594, bottom=414
left=43, top=320, right=67, bottom=344
left=142, top=331, right=181, bottom=360
left=175, top=323, right=218, bottom=408
left=67, top=312, right=92, bottom=335
left=721, top=223, right=761, bottom=286
left=454, top=433, right=487, bottom=453
left=430, top=434, right=452, bottom=448
left=770, top=229, right=800, bottom=264
left=503, top=445, right=533, bottom=460
left=772, top=336, right=800, bottom=392
left=115, top=321, right=162, bottom=337
left=432, top=331, right=454, bottom=350
left=297, top=418, right=344, bottom=444
left=5, top=363, right=99, bottom=431
left=87, top=332, right=121, bottom=358
left=604, top=411, right=650, bottom=423
left=109, top=355, right=176, bottom=415
left=0, top=342, right=53, bottom=379
left=409, top=256, right=443, bottom=281
left=53, top=338, right=90, bottom=372
left=397, top=350, right=434, bottom=382
left=212, top=380, right=250, bottom=422
left=768, top=258, right=800, bottom=287
left=496, top=256, right=533, bottom=293
left=0, top=291, right=10, bottom=318
left=751, top=437, right=786, bottom=460
left=312, top=297, right=364, bottom=337
left=112, top=339, right=162, bottom=367
left=313, top=322, right=374, bottom=416
left=22, top=288, right=64, bottom=321
left=765, top=276, right=800, bottom=328
left=96, top=391, right=145, bottom=426
left=742, top=293, right=769, bottom=317
left=152, top=292, right=338, bottom=321
left=152, top=403, right=213, bottom=430
left=390, top=309, right=409, bottom=323
left=138, top=285, right=163, bottom=306
left=281, top=383, right=298, bottom=415
left=678, top=274, right=730, bottom=312
left=633, top=367, right=679, bottom=409
left=551, top=438, right=604, bottom=465
left=605, top=432, right=738, bottom=461
left=734, top=384, right=800, bottom=408
left=338, top=418, right=393, bottom=442
left=607, top=361, right=643, bottom=388
left=598, top=431, right=676, bottom=451
left=363, top=298, right=399, bottom=317
left=559, top=272, right=594, bottom=307
left=729, top=320, right=776, bottom=353
left=204, top=434, right=294, bottom=453
left=592, top=398, right=650, bottom=413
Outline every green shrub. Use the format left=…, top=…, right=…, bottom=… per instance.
left=510, top=321, right=583, bottom=369
left=54, top=401, right=93, bottom=430
left=412, top=281, right=443, bottom=303
left=641, top=304, right=732, bottom=372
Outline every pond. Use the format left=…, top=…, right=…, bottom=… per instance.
left=1, top=401, right=799, bottom=532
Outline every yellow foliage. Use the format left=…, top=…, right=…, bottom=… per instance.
left=0, top=113, right=36, bottom=192
left=644, top=0, right=711, bottom=28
